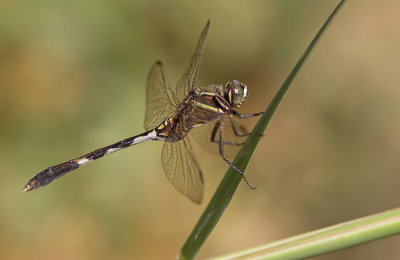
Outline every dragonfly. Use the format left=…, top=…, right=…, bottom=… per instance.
left=22, top=20, right=263, bottom=204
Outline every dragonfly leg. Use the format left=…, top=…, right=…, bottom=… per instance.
left=210, top=120, right=220, bottom=141
left=210, top=121, right=244, bottom=146
left=231, top=110, right=263, bottom=119
left=229, top=115, right=252, bottom=137
left=218, top=124, right=256, bottom=190
left=229, top=114, right=264, bottom=137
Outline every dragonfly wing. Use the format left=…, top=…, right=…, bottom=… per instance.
left=175, top=20, right=210, bottom=103
left=161, top=138, right=204, bottom=204
left=144, top=61, right=177, bottom=131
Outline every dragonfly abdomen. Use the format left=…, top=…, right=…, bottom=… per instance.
left=22, top=129, right=158, bottom=192
left=23, top=160, right=79, bottom=191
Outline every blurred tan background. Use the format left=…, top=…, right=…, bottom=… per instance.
left=1, top=0, right=400, bottom=259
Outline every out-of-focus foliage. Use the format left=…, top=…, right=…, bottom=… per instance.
left=1, top=1, right=400, bottom=259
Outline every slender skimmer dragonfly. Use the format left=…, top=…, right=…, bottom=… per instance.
left=22, top=20, right=263, bottom=204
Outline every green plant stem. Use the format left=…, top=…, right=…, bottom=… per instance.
left=180, top=1, right=347, bottom=259
left=213, top=207, right=400, bottom=259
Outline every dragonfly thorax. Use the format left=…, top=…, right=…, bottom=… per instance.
left=225, top=80, right=248, bottom=108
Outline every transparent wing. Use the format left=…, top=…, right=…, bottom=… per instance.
left=161, top=138, right=204, bottom=204
left=190, top=115, right=249, bottom=160
left=175, top=20, right=210, bottom=103
left=144, top=61, right=178, bottom=131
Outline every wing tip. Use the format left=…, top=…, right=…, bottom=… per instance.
left=193, top=198, right=202, bottom=205
left=190, top=193, right=203, bottom=204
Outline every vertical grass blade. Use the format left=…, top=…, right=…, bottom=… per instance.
left=180, top=1, right=347, bottom=259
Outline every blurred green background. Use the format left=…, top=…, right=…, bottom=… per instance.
left=1, top=0, right=400, bottom=259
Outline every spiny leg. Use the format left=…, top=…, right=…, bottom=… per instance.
left=210, top=120, right=244, bottom=146
left=218, top=123, right=256, bottom=190
left=231, top=110, right=264, bottom=119
left=228, top=115, right=253, bottom=137
left=230, top=111, right=264, bottom=137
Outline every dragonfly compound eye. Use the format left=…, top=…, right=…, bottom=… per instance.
left=226, top=80, right=248, bottom=108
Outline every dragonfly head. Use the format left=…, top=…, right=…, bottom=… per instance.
left=226, top=80, right=248, bottom=108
